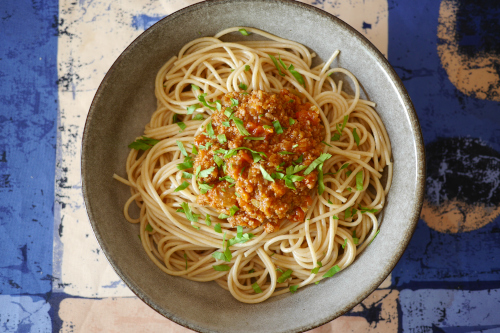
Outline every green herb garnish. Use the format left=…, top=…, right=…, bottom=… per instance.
left=239, top=28, right=250, bottom=36
left=252, top=282, right=262, bottom=293
left=192, top=114, right=205, bottom=121
left=244, top=136, right=265, bottom=140
left=272, top=120, right=283, bottom=134
left=289, top=285, right=298, bottom=293
left=177, top=122, right=186, bottom=132
left=187, top=103, right=201, bottom=114
left=259, top=165, right=274, bottom=182
left=353, top=128, right=360, bottom=146
left=198, top=183, right=213, bottom=194
left=214, top=223, right=222, bottom=233
left=304, top=153, right=332, bottom=175
left=213, top=264, right=230, bottom=271
left=356, top=171, right=363, bottom=191
left=176, top=140, right=188, bottom=156
left=277, top=269, right=293, bottom=283
left=239, top=83, right=247, bottom=90
left=128, top=136, right=160, bottom=151
left=322, top=265, right=340, bottom=278
left=174, top=181, right=190, bottom=192
left=145, top=224, right=153, bottom=232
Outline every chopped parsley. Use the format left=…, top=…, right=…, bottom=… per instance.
left=277, top=269, right=293, bottom=283
left=213, top=264, right=230, bottom=271
left=217, top=134, right=227, bottom=144
left=272, top=120, right=284, bottom=134
left=311, top=261, right=323, bottom=274
left=321, top=140, right=333, bottom=147
left=174, top=181, right=190, bottom=192
left=198, top=183, right=213, bottom=194
left=145, top=224, right=153, bottom=232
left=322, top=265, right=341, bottom=278
left=218, top=213, right=230, bottom=219
left=289, top=285, right=298, bottom=293
left=198, top=93, right=216, bottom=111
left=342, top=238, right=347, bottom=249
left=182, top=172, right=193, bottom=179
left=269, top=54, right=286, bottom=76
left=228, top=226, right=255, bottom=246
left=245, top=65, right=251, bottom=71
left=289, top=118, right=296, bottom=125
left=344, top=207, right=357, bottom=219
left=369, top=229, right=380, bottom=245
left=356, top=171, right=363, bottom=191
left=176, top=140, right=188, bottom=156
left=278, top=151, right=295, bottom=155
left=252, top=283, right=263, bottom=293
left=205, top=214, right=211, bottom=226
left=191, top=84, right=200, bottom=90
left=304, top=153, right=332, bottom=175
left=176, top=122, right=186, bottom=132
left=229, top=205, right=239, bottom=216
left=244, top=136, right=265, bottom=140
left=128, top=136, right=159, bottom=151
left=214, top=223, right=222, bottom=233
left=206, top=120, right=215, bottom=138
left=259, top=165, right=274, bottom=182
left=214, top=155, right=224, bottom=167
left=187, top=103, right=201, bottom=114
left=180, top=202, right=200, bottom=223
left=353, top=128, right=360, bottom=146
left=192, top=114, right=205, bottom=121
left=224, top=147, right=266, bottom=160
left=263, top=125, right=273, bottom=130
left=198, top=166, right=215, bottom=178
left=238, top=83, right=247, bottom=90
left=231, top=116, right=251, bottom=136
left=177, top=159, right=193, bottom=170
left=239, top=28, right=250, bottom=36
left=317, top=163, right=325, bottom=195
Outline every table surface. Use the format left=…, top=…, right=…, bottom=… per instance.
left=1, top=0, right=500, bottom=332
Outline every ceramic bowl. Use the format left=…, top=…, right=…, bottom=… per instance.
left=82, top=0, right=425, bottom=332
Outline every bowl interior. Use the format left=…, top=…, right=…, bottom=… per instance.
left=82, top=1, right=424, bottom=332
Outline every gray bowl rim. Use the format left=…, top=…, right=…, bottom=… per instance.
left=82, top=0, right=425, bottom=331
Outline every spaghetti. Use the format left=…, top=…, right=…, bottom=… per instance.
left=114, top=27, right=392, bottom=304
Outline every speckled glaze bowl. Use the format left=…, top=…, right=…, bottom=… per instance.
left=82, top=1, right=425, bottom=332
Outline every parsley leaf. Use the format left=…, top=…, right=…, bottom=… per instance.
left=177, top=159, right=193, bottom=170
left=229, top=205, right=239, bottom=216
left=198, top=93, right=215, bottom=110
left=192, top=114, right=205, bottom=121
left=321, top=140, right=333, bottom=147
left=259, top=165, right=274, bottom=182
left=269, top=54, right=286, bottom=76
left=217, top=134, right=227, bottom=144
left=214, top=155, right=224, bottom=167
left=191, top=84, right=200, bottom=90
left=289, top=118, right=296, bottom=125
left=304, top=153, right=332, bottom=175
left=244, top=136, right=265, bottom=140
left=214, top=223, right=222, bottom=233
left=289, top=285, right=298, bottom=293
left=353, top=128, right=360, bottom=146
left=369, top=229, right=380, bottom=245
left=182, top=172, right=193, bottom=179
left=342, top=238, right=347, bottom=249
left=356, top=171, right=363, bottom=191
left=145, top=224, right=153, bottom=232
left=213, top=264, right=230, bottom=271
left=224, top=147, right=266, bottom=159
left=198, top=166, right=215, bottom=178
left=272, top=120, right=283, bottom=134
left=198, top=183, right=213, bottom=194
left=231, top=116, right=251, bottom=136
left=337, top=115, right=348, bottom=134
left=128, top=136, right=160, bottom=151
left=238, top=83, right=247, bottom=90
left=187, top=103, right=201, bottom=115
left=176, top=122, right=186, bottom=132
left=277, top=269, right=293, bottom=283
left=288, top=64, right=305, bottom=87
left=322, top=265, right=341, bottom=278
left=206, top=120, right=215, bottom=138
left=205, top=214, right=211, bottom=226
left=279, top=151, right=295, bottom=155
left=239, top=28, right=250, bottom=36
left=174, top=181, right=190, bottom=192
left=176, top=140, right=188, bottom=156
left=180, top=203, right=199, bottom=223
left=317, top=163, right=325, bottom=195
left=252, top=282, right=263, bottom=293
left=244, top=65, right=250, bottom=71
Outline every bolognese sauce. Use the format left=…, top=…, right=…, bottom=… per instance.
left=194, top=89, right=324, bottom=232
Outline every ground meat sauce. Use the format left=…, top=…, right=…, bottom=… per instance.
left=194, top=89, right=324, bottom=233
